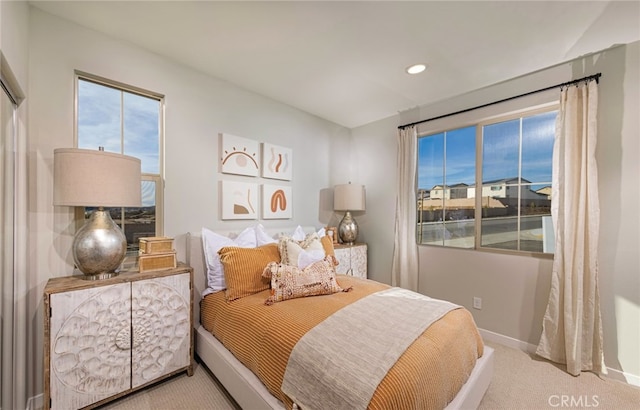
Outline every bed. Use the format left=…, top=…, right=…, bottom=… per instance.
left=185, top=227, right=494, bottom=410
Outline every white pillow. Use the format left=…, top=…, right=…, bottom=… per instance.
left=256, top=224, right=308, bottom=245
left=291, top=225, right=306, bottom=241
left=298, top=248, right=326, bottom=269
left=255, top=225, right=326, bottom=247
left=201, top=226, right=257, bottom=296
left=255, top=224, right=278, bottom=246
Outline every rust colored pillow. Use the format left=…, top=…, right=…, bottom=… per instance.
left=218, top=243, right=281, bottom=301
left=320, top=235, right=335, bottom=257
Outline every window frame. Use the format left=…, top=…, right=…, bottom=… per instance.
left=73, top=71, right=165, bottom=250
left=417, top=101, right=558, bottom=258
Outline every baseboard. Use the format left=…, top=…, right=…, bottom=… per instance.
left=478, top=328, right=640, bottom=387
left=479, top=328, right=537, bottom=354
left=605, top=366, right=640, bottom=387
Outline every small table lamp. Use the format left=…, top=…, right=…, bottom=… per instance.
left=54, top=148, right=141, bottom=280
left=334, top=183, right=366, bottom=245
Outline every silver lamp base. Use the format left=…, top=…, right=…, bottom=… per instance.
left=338, top=211, right=358, bottom=245
left=72, top=208, right=126, bottom=280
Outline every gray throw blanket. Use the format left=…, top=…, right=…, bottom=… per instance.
left=281, top=287, right=460, bottom=410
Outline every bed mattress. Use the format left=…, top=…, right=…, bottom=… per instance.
left=201, top=275, right=484, bottom=410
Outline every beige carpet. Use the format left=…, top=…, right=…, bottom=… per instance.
left=100, top=362, right=239, bottom=410
left=477, top=342, right=640, bottom=410
left=102, top=342, right=640, bottom=410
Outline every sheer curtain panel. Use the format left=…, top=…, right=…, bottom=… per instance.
left=392, top=126, right=419, bottom=291
left=536, top=79, right=606, bottom=376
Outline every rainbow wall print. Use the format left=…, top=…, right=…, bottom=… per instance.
left=262, top=184, right=292, bottom=219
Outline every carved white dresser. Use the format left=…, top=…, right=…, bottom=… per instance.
left=334, top=243, right=367, bottom=278
left=43, top=264, right=193, bottom=410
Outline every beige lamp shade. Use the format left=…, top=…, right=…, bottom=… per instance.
left=53, top=148, right=142, bottom=207
left=334, top=183, right=366, bottom=211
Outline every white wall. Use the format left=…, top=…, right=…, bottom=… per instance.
left=347, top=115, right=397, bottom=284
left=352, top=42, right=640, bottom=383
left=1, top=0, right=29, bottom=88
left=27, top=7, right=349, bottom=402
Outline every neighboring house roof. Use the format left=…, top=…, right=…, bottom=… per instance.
left=480, top=177, right=533, bottom=185
left=430, top=182, right=470, bottom=190
left=428, top=178, right=534, bottom=191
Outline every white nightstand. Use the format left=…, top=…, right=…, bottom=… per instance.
left=43, top=264, right=193, bottom=409
left=334, top=243, right=367, bottom=279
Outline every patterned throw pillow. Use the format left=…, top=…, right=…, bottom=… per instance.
left=278, top=233, right=326, bottom=269
left=262, top=256, right=351, bottom=305
left=218, top=243, right=281, bottom=301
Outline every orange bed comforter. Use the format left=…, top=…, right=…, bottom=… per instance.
left=201, top=275, right=483, bottom=410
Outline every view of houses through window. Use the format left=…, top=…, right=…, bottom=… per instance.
left=417, top=109, right=556, bottom=254
left=76, top=73, right=164, bottom=253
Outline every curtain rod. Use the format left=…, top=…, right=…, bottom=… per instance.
left=398, top=73, right=602, bottom=130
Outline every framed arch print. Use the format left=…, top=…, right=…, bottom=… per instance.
left=219, top=133, right=260, bottom=177
left=262, top=184, right=292, bottom=219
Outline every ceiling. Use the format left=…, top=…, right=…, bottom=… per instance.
left=30, top=1, right=640, bottom=129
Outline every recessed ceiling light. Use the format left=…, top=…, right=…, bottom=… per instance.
left=406, top=64, right=427, bottom=75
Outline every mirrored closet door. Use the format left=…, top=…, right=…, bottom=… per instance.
left=0, top=76, right=17, bottom=410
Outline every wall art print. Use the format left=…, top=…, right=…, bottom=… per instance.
left=262, top=143, right=292, bottom=181
left=221, top=181, right=258, bottom=220
left=262, top=184, right=292, bottom=219
left=219, top=133, right=260, bottom=177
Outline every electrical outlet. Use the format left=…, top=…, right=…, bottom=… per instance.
left=473, top=297, right=482, bottom=310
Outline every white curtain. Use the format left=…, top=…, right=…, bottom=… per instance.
left=392, top=126, right=419, bottom=291
left=536, top=80, right=606, bottom=376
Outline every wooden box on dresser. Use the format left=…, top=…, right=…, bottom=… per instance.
left=333, top=243, right=367, bottom=278
left=43, top=264, right=194, bottom=410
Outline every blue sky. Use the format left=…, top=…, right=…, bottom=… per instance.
left=417, top=111, right=556, bottom=191
left=78, top=80, right=160, bottom=206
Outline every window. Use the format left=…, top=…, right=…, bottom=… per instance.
left=417, top=126, right=476, bottom=248
left=75, top=72, right=164, bottom=253
left=417, top=107, right=556, bottom=254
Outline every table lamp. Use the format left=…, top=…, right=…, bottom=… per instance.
left=333, top=183, right=366, bottom=245
left=54, top=148, right=141, bottom=279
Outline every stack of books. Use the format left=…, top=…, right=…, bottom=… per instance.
left=138, top=236, right=177, bottom=272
